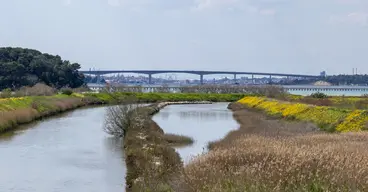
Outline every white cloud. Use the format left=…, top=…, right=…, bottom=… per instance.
left=192, top=0, right=240, bottom=11
left=330, top=12, right=368, bottom=26
left=336, top=0, right=365, bottom=5
left=259, top=8, right=276, bottom=16
left=108, top=0, right=121, bottom=7
left=63, top=0, right=72, bottom=6
left=191, top=0, right=277, bottom=16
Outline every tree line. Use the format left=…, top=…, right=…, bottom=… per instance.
left=0, top=47, right=85, bottom=90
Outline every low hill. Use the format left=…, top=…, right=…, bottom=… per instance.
left=0, top=47, right=85, bottom=90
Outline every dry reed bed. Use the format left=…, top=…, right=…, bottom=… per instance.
left=0, top=97, right=103, bottom=133
left=183, top=133, right=368, bottom=192
left=179, top=103, right=368, bottom=192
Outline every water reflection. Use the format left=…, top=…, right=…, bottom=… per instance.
left=0, top=111, right=71, bottom=143
left=104, top=136, right=123, bottom=152
left=158, top=111, right=232, bottom=121
left=153, top=103, right=239, bottom=164
left=178, top=111, right=232, bottom=120
left=160, top=111, right=170, bottom=120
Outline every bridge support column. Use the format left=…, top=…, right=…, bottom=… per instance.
left=96, top=75, right=100, bottom=84
left=233, top=74, right=237, bottom=83
left=269, top=75, right=272, bottom=84
left=200, top=74, right=204, bottom=85
left=252, top=75, right=254, bottom=84
left=148, top=74, right=152, bottom=84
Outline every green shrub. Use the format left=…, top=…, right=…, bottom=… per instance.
left=61, top=88, right=73, bottom=95
left=310, top=92, right=328, bottom=99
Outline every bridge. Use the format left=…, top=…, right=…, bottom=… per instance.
left=86, top=84, right=368, bottom=94
left=80, top=70, right=320, bottom=84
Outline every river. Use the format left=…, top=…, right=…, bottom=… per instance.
left=0, top=106, right=126, bottom=192
left=0, top=103, right=238, bottom=191
left=152, top=103, right=239, bottom=164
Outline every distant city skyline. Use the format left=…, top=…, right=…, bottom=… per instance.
left=1, top=0, right=368, bottom=76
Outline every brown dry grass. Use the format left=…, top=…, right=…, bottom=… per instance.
left=0, top=97, right=89, bottom=133
left=0, top=108, right=39, bottom=132
left=14, top=83, right=56, bottom=96
left=178, top=103, right=368, bottom=192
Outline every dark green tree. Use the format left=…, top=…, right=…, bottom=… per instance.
left=0, top=47, right=85, bottom=89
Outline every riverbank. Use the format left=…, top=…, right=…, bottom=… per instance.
left=122, top=101, right=211, bottom=191
left=179, top=101, right=368, bottom=191
left=0, top=92, right=242, bottom=134
left=237, top=96, right=368, bottom=132
left=0, top=95, right=104, bottom=134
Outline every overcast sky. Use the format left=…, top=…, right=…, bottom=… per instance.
left=1, top=0, right=368, bottom=76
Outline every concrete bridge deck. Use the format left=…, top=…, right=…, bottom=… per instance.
left=80, top=70, right=320, bottom=84
left=86, top=84, right=368, bottom=93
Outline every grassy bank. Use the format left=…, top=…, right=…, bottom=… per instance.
left=237, top=96, right=368, bottom=132
left=0, top=94, right=106, bottom=133
left=85, top=92, right=249, bottom=103
left=179, top=102, right=368, bottom=192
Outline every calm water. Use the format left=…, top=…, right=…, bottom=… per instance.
left=152, top=103, right=239, bottom=164
left=0, top=107, right=126, bottom=192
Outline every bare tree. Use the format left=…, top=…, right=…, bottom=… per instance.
left=104, top=96, right=140, bottom=137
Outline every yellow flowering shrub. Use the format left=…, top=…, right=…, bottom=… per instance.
left=0, top=97, right=32, bottom=111
left=336, top=110, right=368, bottom=132
left=257, top=100, right=285, bottom=116
left=237, top=96, right=368, bottom=132
left=239, top=97, right=309, bottom=118
left=238, top=97, right=265, bottom=108
left=0, top=97, right=25, bottom=102
left=282, top=103, right=309, bottom=117
left=295, top=106, right=349, bottom=129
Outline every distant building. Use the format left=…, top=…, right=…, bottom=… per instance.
left=314, top=81, right=332, bottom=86
left=320, top=71, right=327, bottom=77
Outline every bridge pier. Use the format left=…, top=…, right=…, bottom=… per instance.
left=269, top=75, right=272, bottom=84
left=233, top=74, right=237, bottom=83
left=148, top=74, right=152, bottom=84
left=252, top=74, right=254, bottom=84
left=200, top=74, right=204, bottom=85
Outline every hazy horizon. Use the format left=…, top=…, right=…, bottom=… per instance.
left=1, top=0, right=368, bottom=76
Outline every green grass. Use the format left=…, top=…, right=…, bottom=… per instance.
left=84, top=92, right=249, bottom=103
